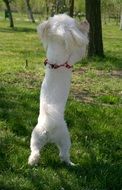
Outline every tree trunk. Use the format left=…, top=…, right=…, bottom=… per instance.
left=120, top=12, right=122, bottom=30
left=4, top=0, right=14, bottom=28
left=69, top=0, right=74, bottom=17
left=45, top=0, right=49, bottom=18
left=25, top=0, right=35, bottom=23
left=85, top=0, right=104, bottom=57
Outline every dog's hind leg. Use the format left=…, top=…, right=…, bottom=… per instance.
left=28, top=125, right=47, bottom=166
left=57, top=127, right=75, bottom=166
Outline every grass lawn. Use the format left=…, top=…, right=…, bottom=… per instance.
left=0, top=14, right=122, bottom=190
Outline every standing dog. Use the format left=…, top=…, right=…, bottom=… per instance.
left=28, top=14, right=89, bottom=166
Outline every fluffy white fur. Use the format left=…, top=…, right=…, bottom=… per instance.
left=28, top=14, right=89, bottom=166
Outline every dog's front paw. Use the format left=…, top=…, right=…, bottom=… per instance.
left=28, top=153, right=40, bottom=166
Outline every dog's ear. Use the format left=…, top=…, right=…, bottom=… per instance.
left=37, top=20, right=50, bottom=39
left=64, top=30, right=74, bottom=51
left=64, top=27, right=89, bottom=52
left=37, top=21, right=50, bottom=50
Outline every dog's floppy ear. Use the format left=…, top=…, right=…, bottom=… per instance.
left=64, top=27, right=89, bottom=52
left=37, top=21, right=50, bottom=50
left=37, top=20, right=50, bottom=39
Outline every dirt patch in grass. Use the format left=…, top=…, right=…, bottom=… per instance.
left=71, top=68, right=122, bottom=105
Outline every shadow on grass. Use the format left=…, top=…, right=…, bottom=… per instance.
left=0, top=27, right=36, bottom=33
left=0, top=85, right=38, bottom=137
left=99, top=55, right=122, bottom=70
left=22, top=100, right=121, bottom=189
left=80, top=54, right=122, bottom=70
left=0, top=83, right=38, bottom=189
left=63, top=100, right=122, bottom=189
left=0, top=87, right=121, bottom=189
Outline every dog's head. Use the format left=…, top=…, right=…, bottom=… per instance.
left=37, top=14, right=89, bottom=64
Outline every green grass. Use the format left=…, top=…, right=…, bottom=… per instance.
left=0, top=15, right=122, bottom=190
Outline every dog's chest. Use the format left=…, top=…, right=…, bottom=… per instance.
left=41, top=69, right=72, bottom=104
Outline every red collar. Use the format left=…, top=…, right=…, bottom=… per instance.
left=44, top=59, right=73, bottom=69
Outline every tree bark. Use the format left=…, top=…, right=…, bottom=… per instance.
left=45, top=0, right=49, bottom=18
left=25, top=0, right=35, bottom=23
left=69, top=0, right=74, bottom=17
left=120, top=12, right=122, bottom=30
left=4, top=0, right=14, bottom=28
left=85, top=0, right=104, bottom=57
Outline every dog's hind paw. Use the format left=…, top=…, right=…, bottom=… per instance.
left=61, top=159, right=76, bottom=166
left=28, top=153, right=40, bottom=166
left=67, top=161, right=76, bottom=166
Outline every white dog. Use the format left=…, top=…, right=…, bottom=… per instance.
left=28, top=14, right=89, bottom=166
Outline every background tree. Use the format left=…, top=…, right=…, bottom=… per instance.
left=69, top=0, right=74, bottom=17
left=55, top=0, right=68, bottom=14
left=120, top=12, right=122, bottom=30
left=101, top=0, right=122, bottom=25
left=24, top=0, right=35, bottom=23
left=3, top=0, right=14, bottom=27
left=85, top=0, right=104, bottom=57
left=45, top=0, right=49, bottom=18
